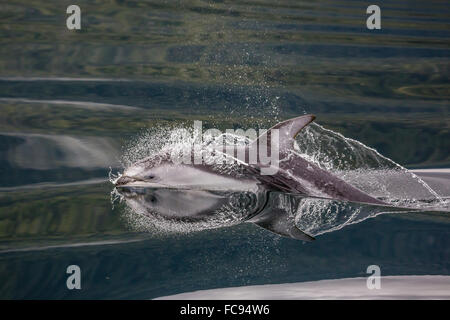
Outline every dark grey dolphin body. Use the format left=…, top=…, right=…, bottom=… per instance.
left=115, top=115, right=386, bottom=241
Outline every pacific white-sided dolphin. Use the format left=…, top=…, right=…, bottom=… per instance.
left=115, top=115, right=386, bottom=241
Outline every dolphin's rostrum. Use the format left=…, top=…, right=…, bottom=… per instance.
left=115, top=115, right=386, bottom=241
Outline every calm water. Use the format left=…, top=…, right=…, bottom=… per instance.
left=0, top=0, right=449, bottom=299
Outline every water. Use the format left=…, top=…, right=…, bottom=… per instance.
left=0, top=0, right=449, bottom=299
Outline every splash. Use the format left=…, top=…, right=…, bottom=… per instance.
left=118, top=122, right=254, bottom=177
left=294, top=123, right=446, bottom=210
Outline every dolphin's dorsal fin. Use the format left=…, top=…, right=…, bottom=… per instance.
left=251, top=114, right=316, bottom=153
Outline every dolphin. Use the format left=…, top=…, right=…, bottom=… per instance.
left=115, top=115, right=386, bottom=241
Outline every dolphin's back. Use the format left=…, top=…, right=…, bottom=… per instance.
left=243, top=115, right=385, bottom=205
left=278, top=154, right=385, bottom=205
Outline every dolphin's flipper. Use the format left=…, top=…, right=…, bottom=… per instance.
left=249, top=208, right=315, bottom=241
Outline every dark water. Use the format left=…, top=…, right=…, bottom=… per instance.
left=0, top=0, right=449, bottom=299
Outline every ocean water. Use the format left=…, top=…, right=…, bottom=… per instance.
left=0, top=0, right=449, bottom=299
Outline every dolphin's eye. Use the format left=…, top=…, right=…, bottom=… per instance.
left=145, top=174, right=155, bottom=179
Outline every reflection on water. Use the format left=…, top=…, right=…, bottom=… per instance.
left=0, top=199, right=448, bottom=299
left=2, top=132, right=119, bottom=170
left=115, top=186, right=407, bottom=239
left=115, top=183, right=448, bottom=240
left=0, top=0, right=449, bottom=299
left=116, top=187, right=261, bottom=233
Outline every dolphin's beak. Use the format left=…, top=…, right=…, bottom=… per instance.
left=115, top=175, right=168, bottom=189
left=115, top=175, right=139, bottom=186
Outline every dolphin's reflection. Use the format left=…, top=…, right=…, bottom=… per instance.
left=115, top=186, right=405, bottom=240
left=118, top=187, right=238, bottom=220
